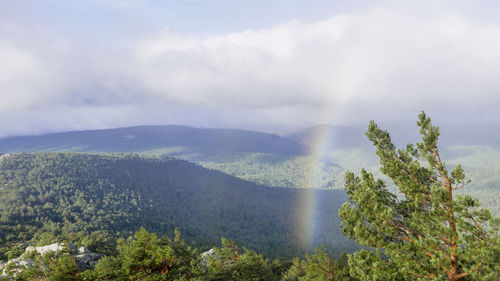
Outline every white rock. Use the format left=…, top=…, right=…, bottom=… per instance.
left=18, top=259, right=35, bottom=267
left=200, top=248, right=218, bottom=267
left=2, top=241, right=103, bottom=275
left=78, top=246, right=88, bottom=254
left=24, top=242, right=76, bottom=255
left=25, top=246, right=35, bottom=253
left=1, top=258, right=36, bottom=277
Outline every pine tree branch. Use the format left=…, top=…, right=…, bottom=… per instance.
left=455, top=262, right=484, bottom=279
left=408, top=272, right=435, bottom=279
left=390, top=219, right=446, bottom=256
left=378, top=245, right=436, bottom=276
left=467, top=214, right=488, bottom=244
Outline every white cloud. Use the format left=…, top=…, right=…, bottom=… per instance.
left=133, top=17, right=352, bottom=109
left=130, top=8, right=500, bottom=123
left=0, top=25, right=71, bottom=111
left=2, top=4, right=500, bottom=137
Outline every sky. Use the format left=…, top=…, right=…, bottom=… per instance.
left=1, top=0, right=500, bottom=137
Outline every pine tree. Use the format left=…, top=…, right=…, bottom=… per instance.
left=339, top=112, right=500, bottom=280
left=84, top=228, right=202, bottom=281
left=280, top=247, right=352, bottom=281
left=205, top=238, right=281, bottom=281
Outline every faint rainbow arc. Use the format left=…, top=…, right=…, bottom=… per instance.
left=294, top=123, right=337, bottom=250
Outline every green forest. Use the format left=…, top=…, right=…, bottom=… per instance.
left=0, top=153, right=355, bottom=260
left=0, top=114, right=499, bottom=280
left=1, top=124, right=498, bottom=215
left=3, top=0, right=500, bottom=279
left=2, top=227, right=355, bottom=281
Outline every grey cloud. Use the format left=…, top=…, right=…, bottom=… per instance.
left=2, top=4, right=500, bottom=137
left=130, top=9, right=500, bottom=123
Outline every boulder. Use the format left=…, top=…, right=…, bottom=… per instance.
left=75, top=253, right=103, bottom=270
left=1, top=257, right=36, bottom=277
left=78, top=246, right=89, bottom=254
left=1, top=241, right=102, bottom=277
left=25, top=242, right=76, bottom=255
left=200, top=248, right=218, bottom=267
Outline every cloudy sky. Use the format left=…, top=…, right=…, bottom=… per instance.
left=1, top=0, right=500, bottom=137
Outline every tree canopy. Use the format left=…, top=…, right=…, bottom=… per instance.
left=339, top=112, right=500, bottom=280
left=0, top=153, right=352, bottom=259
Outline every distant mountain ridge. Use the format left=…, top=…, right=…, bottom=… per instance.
left=1, top=123, right=500, bottom=201
left=0, top=125, right=305, bottom=155
left=284, top=124, right=370, bottom=150
left=1, top=122, right=500, bottom=155
left=285, top=122, right=500, bottom=151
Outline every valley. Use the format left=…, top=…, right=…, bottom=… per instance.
left=0, top=122, right=498, bottom=279
left=0, top=123, right=498, bottom=213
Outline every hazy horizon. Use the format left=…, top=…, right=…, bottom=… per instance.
left=2, top=0, right=500, bottom=137
left=2, top=119, right=500, bottom=140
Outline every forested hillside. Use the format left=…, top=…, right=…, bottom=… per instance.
left=0, top=153, right=355, bottom=259
left=1, top=120, right=498, bottom=280
left=0, top=124, right=498, bottom=214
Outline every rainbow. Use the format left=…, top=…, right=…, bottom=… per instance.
left=293, top=124, right=339, bottom=250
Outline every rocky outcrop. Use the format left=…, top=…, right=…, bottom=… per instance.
left=25, top=242, right=76, bottom=255
left=75, top=252, right=102, bottom=269
left=0, top=242, right=103, bottom=277
left=200, top=248, right=217, bottom=267
left=78, top=246, right=88, bottom=254
left=74, top=247, right=103, bottom=269
left=0, top=256, right=36, bottom=277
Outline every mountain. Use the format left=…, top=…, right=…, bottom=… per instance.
left=285, top=122, right=500, bottom=151
left=284, top=124, right=371, bottom=151
left=0, top=153, right=355, bottom=259
left=1, top=123, right=500, bottom=194
left=0, top=125, right=305, bottom=156
left=2, top=122, right=499, bottom=155
left=283, top=123, right=500, bottom=214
